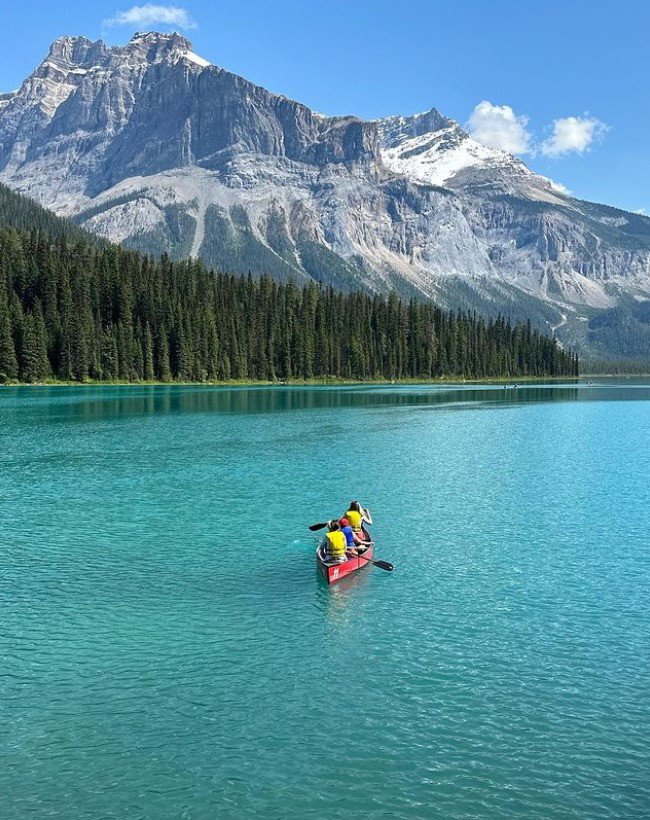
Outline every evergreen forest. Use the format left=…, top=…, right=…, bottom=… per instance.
left=0, top=186, right=578, bottom=384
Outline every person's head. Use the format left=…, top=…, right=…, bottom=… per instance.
left=349, top=501, right=361, bottom=513
left=339, top=517, right=349, bottom=528
left=328, top=519, right=340, bottom=531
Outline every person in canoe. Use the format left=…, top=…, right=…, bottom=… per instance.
left=321, top=519, right=350, bottom=564
left=345, top=501, right=373, bottom=537
left=339, top=517, right=369, bottom=553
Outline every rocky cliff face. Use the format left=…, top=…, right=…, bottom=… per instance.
left=1, top=32, right=650, bottom=353
left=0, top=32, right=383, bottom=201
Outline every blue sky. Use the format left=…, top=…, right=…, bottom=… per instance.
left=2, top=0, right=648, bottom=213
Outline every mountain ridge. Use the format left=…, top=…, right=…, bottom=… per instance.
left=1, top=31, right=650, bottom=360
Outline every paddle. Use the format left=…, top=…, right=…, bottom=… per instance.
left=308, top=522, right=329, bottom=531
left=353, top=551, right=393, bottom=572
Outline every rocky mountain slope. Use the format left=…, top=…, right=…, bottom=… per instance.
left=1, top=32, right=650, bottom=359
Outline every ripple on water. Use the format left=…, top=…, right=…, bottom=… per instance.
left=1, top=383, right=649, bottom=818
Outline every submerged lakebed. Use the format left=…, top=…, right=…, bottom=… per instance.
left=1, top=380, right=649, bottom=818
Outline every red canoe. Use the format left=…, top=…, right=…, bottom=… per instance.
left=316, top=530, right=374, bottom=585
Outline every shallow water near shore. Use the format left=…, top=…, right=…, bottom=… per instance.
left=1, top=379, right=649, bottom=819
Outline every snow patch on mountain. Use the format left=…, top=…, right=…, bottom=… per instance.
left=183, top=50, right=211, bottom=68
left=380, top=126, right=504, bottom=187
left=376, top=114, right=570, bottom=206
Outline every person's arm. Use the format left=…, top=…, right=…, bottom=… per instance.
left=354, top=529, right=371, bottom=547
left=362, top=506, right=373, bottom=525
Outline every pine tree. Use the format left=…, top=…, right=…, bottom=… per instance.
left=32, top=299, right=51, bottom=380
left=19, top=310, right=49, bottom=382
left=100, top=327, right=119, bottom=380
left=143, top=324, right=155, bottom=381
left=0, top=277, right=18, bottom=381
left=155, top=328, right=172, bottom=382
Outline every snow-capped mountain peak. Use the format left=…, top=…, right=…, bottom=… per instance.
left=376, top=110, right=568, bottom=204
left=379, top=121, right=506, bottom=188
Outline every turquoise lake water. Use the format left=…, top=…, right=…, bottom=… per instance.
left=1, top=380, right=649, bottom=819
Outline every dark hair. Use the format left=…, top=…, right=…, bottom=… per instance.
left=349, top=501, right=361, bottom=512
left=328, top=519, right=340, bottom=531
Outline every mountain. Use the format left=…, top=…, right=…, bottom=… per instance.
left=376, top=110, right=650, bottom=307
left=1, top=31, right=650, bottom=361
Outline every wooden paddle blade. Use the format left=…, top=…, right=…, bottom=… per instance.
left=308, top=522, right=328, bottom=531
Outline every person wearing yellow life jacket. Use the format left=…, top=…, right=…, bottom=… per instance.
left=322, top=519, right=349, bottom=564
left=345, top=501, right=373, bottom=536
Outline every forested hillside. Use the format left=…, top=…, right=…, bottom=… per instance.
left=0, top=185, right=98, bottom=242
left=586, top=300, right=650, bottom=361
left=0, top=185, right=578, bottom=384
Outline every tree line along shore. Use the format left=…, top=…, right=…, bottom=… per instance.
left=0, top=225, right=578, bottom=384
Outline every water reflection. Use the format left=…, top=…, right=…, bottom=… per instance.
left=3, top=380, right=650, bottom=423
left=315, top=562, right=373, bottom=627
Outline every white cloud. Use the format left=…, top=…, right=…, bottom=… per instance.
left=540, top=116, right=608, bottom=157
left=466, top=101, right=532, bottom=154
left=538, top=174, right=571, bottom=195
left=467, top=102, right=609, bottom=162
left=104, top=4, right=197, bottom=29
left=548, top=179, right=571, bottom=196
left=634, top=208, right=647, bottom=215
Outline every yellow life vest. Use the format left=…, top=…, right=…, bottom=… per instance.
left=325, top=530, right=347, bottom=560
left=346, top=510, right=362, bottom=532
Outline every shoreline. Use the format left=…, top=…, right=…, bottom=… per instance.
left=1, top=374, right=643, bottom=389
